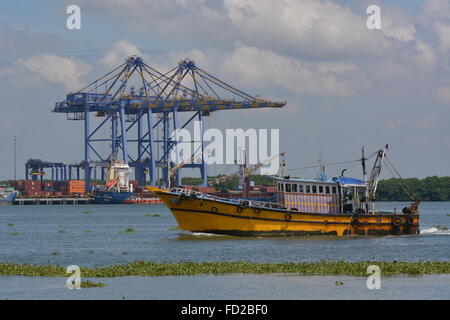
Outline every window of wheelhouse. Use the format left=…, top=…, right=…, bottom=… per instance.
left=319, top=186, right=324, bottom=193
left=332, top=186, right=337, bottom=194
left=306, top=185, right=310, bottom=193
left=299, top=184, right=304, bottom=193
left=277, top=183, right=282, bottom=192
left=285, top=183, right=292, bottom=192
left=312, top=185, right=317, bottom=193
left=292, top=184, right=298, bottom=192
left=277, top=183, right=284, bottom=192
left=325, top=186, right=330, bottom=194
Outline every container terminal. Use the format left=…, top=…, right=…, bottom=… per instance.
left=2, top=56, right=285, bottom=205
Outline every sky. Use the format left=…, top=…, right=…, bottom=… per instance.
left=0, top=0, right=449, bottom=181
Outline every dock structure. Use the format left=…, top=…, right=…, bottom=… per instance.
left=53, top=56, right=286, bottom=190
left=14, top=198, right=93, bottom=205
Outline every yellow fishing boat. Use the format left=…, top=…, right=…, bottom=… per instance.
left=148, top=146, right=420, bottom=237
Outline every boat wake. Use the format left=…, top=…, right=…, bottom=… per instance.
left=421, top=227, right=450, bottom=235
left=190, top=232, right=224, bottom=237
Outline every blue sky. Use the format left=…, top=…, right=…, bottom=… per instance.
left=0, top=0, right=449, bottom=181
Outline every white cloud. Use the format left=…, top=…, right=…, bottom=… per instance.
left=222, top=46, right=354, bottom=97
left=434, top=22, right=450, bottom=52
left=18, top=54, right=91, bottom=90
left=223, top=0, right=390, bottom=57
left=412, top=40, right=436, bottom=68
left=381, top=8, right=416, bottom=42
left=420, top=0, right=450, bottom=24
left=101, top=39, right=143, bottom=67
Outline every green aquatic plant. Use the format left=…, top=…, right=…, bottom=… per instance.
left=57, top=230, right=67, bottom=234
left=144, top=214, right=160, bottom=217
left=51, top=251, right=61, bottom=256
left=169, top=226, right=180, bottom=231
left=7, top=224, right=14, bottom=227
left=0, top=261, right=450, bottom=277
left=81, top=280, right=105, bottom=288
left=119, top=228, right=135, bottom=234
left=335, top=281, right=344, bottom=285
left=82, top=211, right=92, bottom=214
left=9, top=231, right=20, bottom=236
left=84, top=230, right=92, bottom=233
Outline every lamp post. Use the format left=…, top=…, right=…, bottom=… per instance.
left=13, top=136, right=17, bottom=181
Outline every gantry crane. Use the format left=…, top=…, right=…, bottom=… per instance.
left=53, top=56, right=286, bottom=190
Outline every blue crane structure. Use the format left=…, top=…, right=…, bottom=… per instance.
left=53, top=56, right=286, bottom=191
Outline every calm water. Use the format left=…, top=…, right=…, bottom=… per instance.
left=1, top=274, right=450, bottom=300
left=1, top=202, right=450, bottom=299
left=0, top=202, right=450, bottom=267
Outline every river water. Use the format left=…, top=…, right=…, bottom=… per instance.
left=0, top=201, right=449, bottom=299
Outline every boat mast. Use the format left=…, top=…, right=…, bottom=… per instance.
left=361, top=146, right=369, bottom=214
left=367, top=144, right=388, bottom=213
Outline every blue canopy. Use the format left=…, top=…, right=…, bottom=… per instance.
left=333, top=177, right=366, bottom=186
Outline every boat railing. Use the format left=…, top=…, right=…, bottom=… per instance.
left=169, top=187, right=287, bottom=210
left=169, top=187, right=239, bottom=203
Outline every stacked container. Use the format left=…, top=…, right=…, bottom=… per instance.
left=24, top=180, right=42, bottom=197
left=67, top=180, right=85, bottom=194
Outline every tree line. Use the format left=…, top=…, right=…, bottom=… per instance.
left=376, top=176, right=450, bottom=201
left=183, top=175, right=450, bottom=201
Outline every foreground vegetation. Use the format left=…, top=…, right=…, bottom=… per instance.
left=0, top=261, right=449, bottom=277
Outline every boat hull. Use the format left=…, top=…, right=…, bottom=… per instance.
left=148, top=187, right=419, bottom=237
left=0, top=192, right=17, bottom=205
left=92, top=191, right=134, bottom=204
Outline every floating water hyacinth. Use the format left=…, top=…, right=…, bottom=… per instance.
left=81, top=280, right=105, bottom=288
left=0, top=261, right=449, bottom=277
left=119, top=228, right=135, bottom=234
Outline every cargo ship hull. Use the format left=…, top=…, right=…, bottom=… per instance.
left=92, top=191, right=134, bottom=204
left=0, top=191, right=17, bottom=205
left=148, top=187, right=419, bottom=237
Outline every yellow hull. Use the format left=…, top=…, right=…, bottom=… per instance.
left=148, top=187, right=420, bottom=237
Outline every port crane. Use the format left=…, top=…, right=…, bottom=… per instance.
left=53, top=56, right=286, bottom=190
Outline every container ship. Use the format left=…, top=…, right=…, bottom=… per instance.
left=92, top=160, right=135, bottom=204
left=148, top=146, right=420, bottom=237
left=0, top=185, right=18, bottom=205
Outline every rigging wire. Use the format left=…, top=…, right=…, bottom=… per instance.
left=384, top=157, right=417, bottom=201
left=286, top=151, right=377, bottom=173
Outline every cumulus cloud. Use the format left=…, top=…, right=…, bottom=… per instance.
left=222, top=46, right=354, bottom=97
left=223, top=0, right=391, bottom=57
left=18, top=54, right=91, bottom=90
left=420, top=0, right=450, bottom=24
left=101, top=40, right=143, bottom=67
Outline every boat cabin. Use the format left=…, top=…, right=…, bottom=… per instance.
left=274, top=176, right=367, bottom=214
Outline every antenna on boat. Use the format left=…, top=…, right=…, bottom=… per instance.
left=361, top=146, right=369, bottom=214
